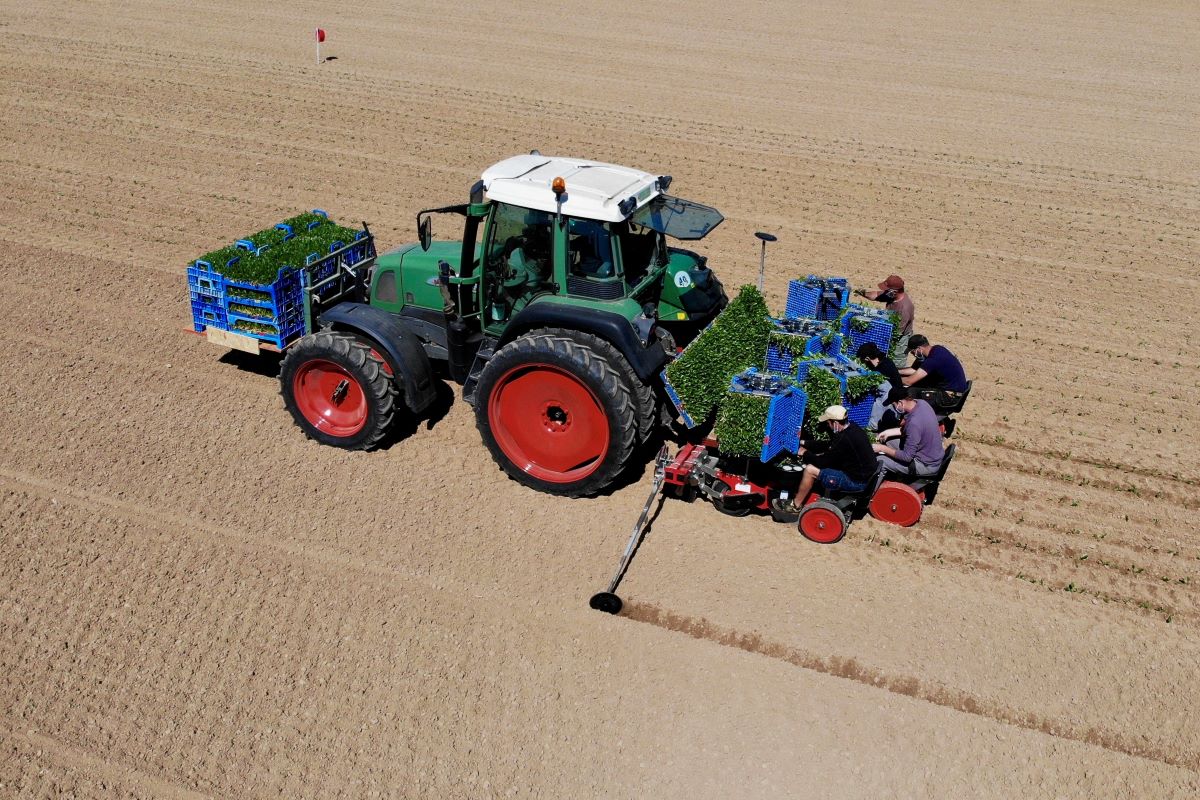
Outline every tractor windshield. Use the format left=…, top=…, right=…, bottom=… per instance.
left=629, top=194, right=724, bottom=241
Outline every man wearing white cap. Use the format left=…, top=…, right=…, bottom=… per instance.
left=789, top=405, right=878, bottom=508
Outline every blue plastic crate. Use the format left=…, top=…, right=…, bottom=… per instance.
left=845, top=393, right=876, bottom=428
left=660, top=369, right=697, bottom=429
left=839, top=304, right=895, bottom=357
left=765, top=317, right=832, bottom=377
left=190, top=295, right=228, bottom=333
left=785, top=276, right=850, bottom=321
left=187, top=259, right=236, bottom=300
left=727, top=369, right=806, bottom=462
left=799, top=355, right=885, bottom=427
left=763, top=384, right=807, bottom=462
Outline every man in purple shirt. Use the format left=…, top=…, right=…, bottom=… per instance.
left=872, top=386, right=945, bottom=477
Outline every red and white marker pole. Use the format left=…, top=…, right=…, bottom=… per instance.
left=315, top=27, right=326, bottom=64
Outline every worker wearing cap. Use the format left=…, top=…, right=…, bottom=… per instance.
left=788, top=405, right=877, bottom=508
left=899, top=334, right=968, bottom=411
left=873, top=386, right=945, bottom=477
left=855, top=341, right=902, bottom=430
left=854, top=274, right=914, bottom=365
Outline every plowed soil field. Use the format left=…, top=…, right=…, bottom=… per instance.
left=3, top=0, right=1199, bottom=797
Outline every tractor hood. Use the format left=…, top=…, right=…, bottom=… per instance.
left=375, top=240, right=467, bottom=312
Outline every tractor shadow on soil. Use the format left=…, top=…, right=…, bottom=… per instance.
left=389, top=377, right=456, bottom=445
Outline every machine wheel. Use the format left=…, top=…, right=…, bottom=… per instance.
left=543, top=327, right=657, bottom=445
left=798, top=500, right=847, bottom=544
left=869, top=480, right=924, bottom=527
left=280, top=331, right=396, bottom=450
left=589, top=592, right=623, bottom=615
left=711, top=480, right=751, bottom=517
left=475, top=332, right=636, bottom=497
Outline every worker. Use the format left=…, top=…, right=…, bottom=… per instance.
left=855, top=341, right=902, bottom=430
left=790, top=405, right=877, bottom=506
left=873, top=386, right=945, bottom=477
left=899, top=334, right=968, bottom=411
left=854, top=274, right=914, bottom=364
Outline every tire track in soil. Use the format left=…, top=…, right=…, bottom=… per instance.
left=619, top=600, right=1200, bottom=773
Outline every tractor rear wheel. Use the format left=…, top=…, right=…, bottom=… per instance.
left=543, top=327, right=658, bottom=445
left=280, top=331, right=396, bottom=450
left=475, top=332, right=636, bottom=497
left=798, top=499, right=847, bottom=544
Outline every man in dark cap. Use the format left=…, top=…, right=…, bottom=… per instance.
left=854, top=274, right=914, bottom=365
left=873, top=386, right=945, bottom=477
left=900, top=334, right=968, bottom=411
left=855, top=341, right=902, bottom=430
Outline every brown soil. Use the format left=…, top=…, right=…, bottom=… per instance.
left=2, top=0, right=1199, bottom=796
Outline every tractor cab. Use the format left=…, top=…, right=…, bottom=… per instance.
left=375, top=154, right=728, bottom=348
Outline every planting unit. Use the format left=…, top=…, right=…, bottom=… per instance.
left=765, top=317, right=841, bottom=376
left=713, top=368, right=807, bottom=462
left=784, top=275, right=850, bottom=320
left=798, top=355, right=885, bottom=428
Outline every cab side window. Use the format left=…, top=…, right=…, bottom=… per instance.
left=486, top=203, right=552, bottom=279
left=568, top=219, right=614, bottom=279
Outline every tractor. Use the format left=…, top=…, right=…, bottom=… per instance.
left=263, top=154, right=728, bottom=496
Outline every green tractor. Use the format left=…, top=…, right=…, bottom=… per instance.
left=273, top=154, right=727, bottom=496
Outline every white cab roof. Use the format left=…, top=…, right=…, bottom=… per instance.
left=480, top=155, right=661, bottom=223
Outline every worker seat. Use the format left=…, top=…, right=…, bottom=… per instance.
left=823, top=464, right=887, bottom=519
left=908, top=443, right=956, bottom=504
left=943, top=380, right=972, bottom=414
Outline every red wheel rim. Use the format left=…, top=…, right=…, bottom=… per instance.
left=487, top=363, right=609, bottom=483
left=799, top=506, right=845, bottom=544
left=292, top=358, right=368, bottom=437
left=869, top=481, right=923, bottom=527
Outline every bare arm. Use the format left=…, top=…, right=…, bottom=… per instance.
left=902, top=368, right=928, bottom=387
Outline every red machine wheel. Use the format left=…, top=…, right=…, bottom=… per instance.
left=475, top=332, right=636, bottom=497
left=869, top=480, right=924, bottom=527
left=488, top=363, right=609, bottom=482
left=798, top=500, right=846, bottom=544
left=292, top=358, right=368, bottom=436
left=279, top=331, right=396, bottom=450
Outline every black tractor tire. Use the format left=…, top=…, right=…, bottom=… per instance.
left=475, top=331, right=637, bottom=497
left=542, top=327, right=658, bottom=445
left=279, top=331, right=396, bottom=450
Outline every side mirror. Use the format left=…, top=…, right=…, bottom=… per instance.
left=419, top=217, right=432, bottom=251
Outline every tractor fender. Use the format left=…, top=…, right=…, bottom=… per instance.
left=319, top=302, right=438, bottom=413
left=501, top=303, right=670, bottom=383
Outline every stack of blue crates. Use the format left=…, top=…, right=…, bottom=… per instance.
left=187, top=214, right=373, bottom=349
left=728, top=369, right=808, bottom=463
left=838, top=303, right=895, bottom=357
left=785, top=276, right=850, bottom=321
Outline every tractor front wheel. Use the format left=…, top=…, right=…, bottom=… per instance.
left=475, top=332, right=636, bottom=497
left=280, top=331, right=396, bottom=450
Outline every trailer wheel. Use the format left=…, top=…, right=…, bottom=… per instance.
left=798, top=500, right=847, bottom=544
left=280, top=331, right=396, bottom=450
left=476, top=332, right=636, bottom=497
left=868, top=480, right=924, bottom=527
